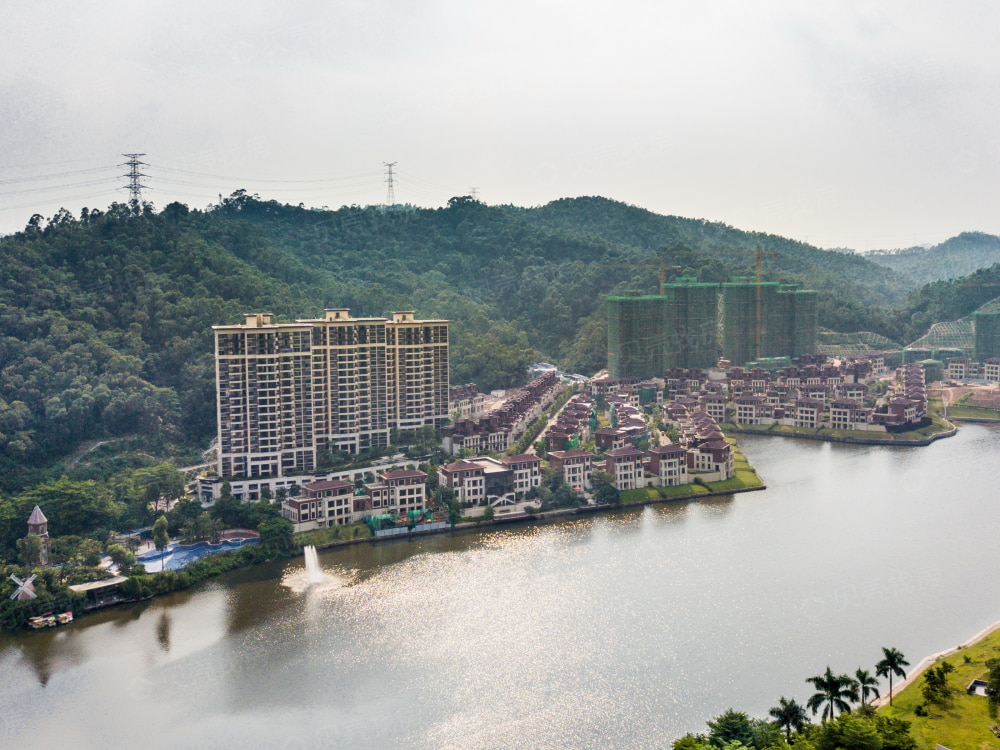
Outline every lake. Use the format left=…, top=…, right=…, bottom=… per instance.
left=3, top=425, right=999, bottom=748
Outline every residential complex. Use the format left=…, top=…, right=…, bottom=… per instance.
left=441, top=371, right=562, bottom=455
left=438, top=454, right=543, bottom=506
left=281, top=468, right=429, bottom=532
left=214, top=309, right=448, bottom=479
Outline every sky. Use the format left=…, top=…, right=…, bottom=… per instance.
left=1, top=1, right=998, bottom=249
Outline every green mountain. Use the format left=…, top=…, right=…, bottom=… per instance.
left=863, top=231, right=1000, bottom=285
left=0, top=194, right=945, bottom=493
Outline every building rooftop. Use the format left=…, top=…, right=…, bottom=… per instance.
left=305, top=479, right=354, bottom=492
left=382, top=469, right=427, bottom=480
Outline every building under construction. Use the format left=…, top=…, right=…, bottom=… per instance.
left=607, top=280, right=720, bottom=378
left=721, top=282, right=818, bottom=366
left=974, top=311, right=1000, bottom=362
left=607, top=279, right=818, bottom=378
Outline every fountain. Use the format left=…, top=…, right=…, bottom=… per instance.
left=303, top=545, right=325, bottom=585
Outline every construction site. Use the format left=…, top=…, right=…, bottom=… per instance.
left=607, top=278, right=819, bottom=379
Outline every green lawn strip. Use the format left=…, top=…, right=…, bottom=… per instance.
left=620, top=484, right=710, bottom=504
left=879, top=629, right=1000, bottom=749
left=945, top=405, right=1000, bottom=419
left=293, top=523, right=371, bottom=548
left=702, top=470, right=763, bottom=492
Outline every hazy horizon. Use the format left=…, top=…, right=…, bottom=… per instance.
left=3, top=1, right=998, bottom=250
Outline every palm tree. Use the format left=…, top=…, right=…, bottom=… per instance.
left=769, top=696, right=809, bottom=741
left=806, top=666, right=859, bottom=721
left=855, top=668, right=880, bottom=704
left=875, top=647, right=910, bottom=706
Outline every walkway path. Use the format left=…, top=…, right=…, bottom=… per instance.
left=872, top=618, right=1000, bottom=708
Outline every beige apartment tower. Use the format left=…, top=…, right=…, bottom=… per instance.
left=214, top=310, right=449, bottom=479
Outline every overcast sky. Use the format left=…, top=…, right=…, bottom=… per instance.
left=1, top=1, right=998, bottom=248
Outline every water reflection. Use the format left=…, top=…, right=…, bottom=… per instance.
left=155, top=611, right=171, bottom=652
left=3, top=426, right=1000, bottom=749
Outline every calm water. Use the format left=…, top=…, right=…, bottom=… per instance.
left=3, top=426, right=1000, bottom=748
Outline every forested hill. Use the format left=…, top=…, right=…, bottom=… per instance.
left=516, top=197, right=914, bottom=305
left=0, top=194, right=931, bottom=493
left=900, top=262, right=1000, bottom=335
left=863, top=231, right=1000, bottom=285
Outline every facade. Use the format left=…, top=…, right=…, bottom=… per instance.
left=605, top=447, right=645, bottom=491
left=214, top=310, right=449, bottom=479
left=282, top=479, right=355, bottom=530
left=439, top=461, right=486, bottom=505
left=502, top=454, right=543, bottom=495
left=281, top=469, right=428, bottom=532
left=984, top=358, right=1000, bottom=383
left=548, top=449, right=595, bottom=490
left=368, top=469, right=428, bottom=514
left=686, top=440, right=734, bottom=481
left=646, top=445, right=688, bottom=486
left=829, top=400, right=873, bottom=430
left=792, top=399, right=823, bottom=428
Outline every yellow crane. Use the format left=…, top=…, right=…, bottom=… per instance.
left=603, top=261, right=684, bottom=294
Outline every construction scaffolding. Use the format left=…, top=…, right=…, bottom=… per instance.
left=606, top=281, right=720, bottom=378
left=720, top=283, right=818, bottom=366
left=606, top=294, right=670, bottom=379
left=974, top=311, right=1000, bottom=361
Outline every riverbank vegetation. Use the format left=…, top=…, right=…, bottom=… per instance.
left=879, top=627, right=1000, bottom=749
left=0, top=466, right=296, bottom=631
left=673, top=648, right=916, bottom=749
left=720, top=417, right=954, bottom=444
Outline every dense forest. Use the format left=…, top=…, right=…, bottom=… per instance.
left=0, top=193, right=997, bottom=501
left=863, top=231, right=1000, bottom=285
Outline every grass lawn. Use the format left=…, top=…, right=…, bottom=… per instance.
left=620, top=484, right=710, bottom=504
left=702, top=469, right=764, bottom=492
left=945, top=405, right=1000, bottom=420
left=293, top=523, right=371, bottom=547
left=879, top=628, right=1000, bottom=749
left=723, top=418, right=953, bottom=442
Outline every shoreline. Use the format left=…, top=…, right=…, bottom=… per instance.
left=873, top=617, right=1000, bottom=709
left=724, top=424, right=957, bottom=447
left=305, top=483, right=768, bottom=553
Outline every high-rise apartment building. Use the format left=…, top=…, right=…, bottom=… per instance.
left=214, top=310, right=448, bottom=479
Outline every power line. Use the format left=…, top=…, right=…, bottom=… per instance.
left=120, top=153, right=149, bottom=203
left=0, top=166, right=117, bottom=186
left=149, top=164, right=376, bottom=184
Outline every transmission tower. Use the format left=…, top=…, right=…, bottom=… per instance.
left=469, top=187, right=479, bottom=201
left=383, top=161, right=397, bottom=207
left=120, top=153, right=149, bottom=203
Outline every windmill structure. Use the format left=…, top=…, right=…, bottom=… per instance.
left=9, top=573, right=37, bottom=600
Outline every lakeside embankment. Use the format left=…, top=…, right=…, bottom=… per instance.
left=722, top=421, right=957, bottom=447
left=877, top=618, right=1000, bottom=749
left=303, top=482, right=768, bottom=553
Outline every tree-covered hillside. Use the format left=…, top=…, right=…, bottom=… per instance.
left=0, top=193, right=960, bottom=493
left=863, top=231, right=1000, bottom=285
